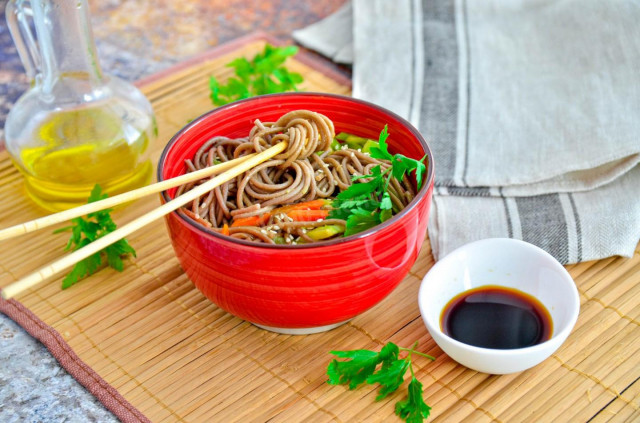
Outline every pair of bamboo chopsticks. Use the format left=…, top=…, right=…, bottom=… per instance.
left=0, top=141, right=287, bottom=300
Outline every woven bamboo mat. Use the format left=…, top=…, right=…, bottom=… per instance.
left=1, top=34, right=639, bottom=422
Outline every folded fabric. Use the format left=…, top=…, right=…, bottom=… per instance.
left=294, top=0, right=640, bottom=264
left=292, top=2, right=354, bottom=64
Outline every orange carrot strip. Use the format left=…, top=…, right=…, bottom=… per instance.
left=221, top=223, right=230, bottom=236
left=272, top=199, right=331, bottom=215
left=256, top=212, right=271, bottom=226
left=286, top=209, right=329, bottom=222
left=231, top=212, right=271, bottom=227
left=290, top=199, right=328, bottom=211
left=231, top=216, right=261, bottom=227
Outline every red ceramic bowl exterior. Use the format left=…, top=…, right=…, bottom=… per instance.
left=159, top=93, right=435, bottom=329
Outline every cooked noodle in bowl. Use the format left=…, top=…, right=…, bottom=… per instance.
left=176, top=110, right=415, bottom=245
left=159, top=93, right=435, bottom=333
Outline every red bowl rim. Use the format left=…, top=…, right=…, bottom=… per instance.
left=157, top=92, right=435, bottom=250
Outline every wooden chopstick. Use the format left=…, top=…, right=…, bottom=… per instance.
left=0, top=154, right=256, bottom=242
left=1, top=142, right=286, bottom=300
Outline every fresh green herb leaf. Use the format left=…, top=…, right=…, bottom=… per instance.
left=344, top=213, right=380, bottom=237
left=338, top=198, right=379, bottom=210
left=328, top=126, right=428, bottom=237
left=367, top=358, right=410, bottom=400
left=209, top=44, right=304, bottom=106
left=327, top=342, right=435, bottom=422
left=336, top=166, right=385, bottom=201
left=62, top=259, right=89, bottom=289
left=368, top=125, right=427, bottom=190
left=52, top=225, right=73, bottom=234
left=380, top=208, right=393, bottom=222
left=368, top=124, right=393, bottom=161
left=380, top=192, right=393, bottom=210
left=327, top=342, right=399, bottom=390
left=56, top=184, right=136, bottom=289
left=391, top=154, right=427, bottom=191
left=415, top=155, right=428, bottom=190
left=395, top=377, right=432, bottom=422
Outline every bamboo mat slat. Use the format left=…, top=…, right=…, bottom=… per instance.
left=1, top=34, right=639, bottom=422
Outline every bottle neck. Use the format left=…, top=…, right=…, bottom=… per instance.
left=32, top=0, right=103, bottom=94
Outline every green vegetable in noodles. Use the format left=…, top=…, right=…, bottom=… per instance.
left=328, top=125, right=427, bottom=237
left=306, top=225, right=345, bottom=240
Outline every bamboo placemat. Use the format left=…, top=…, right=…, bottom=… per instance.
left=1, top=33, right=639, bottom=422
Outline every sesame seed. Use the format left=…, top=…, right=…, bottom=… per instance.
left=273, top=225, right=280, bottom=230
left=260, top=229, right=268, bottom=235
left=316, top=219, right=323, bottom=222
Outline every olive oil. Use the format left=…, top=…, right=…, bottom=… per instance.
left=5, top=0, right=157, bottom=212
left=12, top=103, right=154, bottom=212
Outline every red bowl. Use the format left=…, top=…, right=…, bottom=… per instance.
left=158, top=93, right=435, bottom=334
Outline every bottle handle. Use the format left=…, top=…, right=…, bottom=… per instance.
left=6, top=0, right=42, bottom=83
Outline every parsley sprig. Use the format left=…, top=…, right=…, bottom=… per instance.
left=54, top=185, right=136, bottom=289
left=327, top=341, right=435, bottom=422
left=328, top=126, right=427, bottom=236
left=209, top=44, right=304, bottom=106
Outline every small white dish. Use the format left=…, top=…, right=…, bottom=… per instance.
left=418, top=238, right=580, bottom=374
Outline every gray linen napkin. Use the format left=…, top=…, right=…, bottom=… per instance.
left=292, top=2, right=354, bottom=64
left=294, top=0, right=640, bottom=264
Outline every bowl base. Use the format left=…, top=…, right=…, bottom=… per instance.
left=254, top=319, right=350, bottom=335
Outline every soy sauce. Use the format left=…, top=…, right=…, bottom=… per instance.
left=441, top=285, right=552, bottom=349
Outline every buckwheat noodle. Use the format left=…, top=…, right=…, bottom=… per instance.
left=176, top=110, right=416, bottom=245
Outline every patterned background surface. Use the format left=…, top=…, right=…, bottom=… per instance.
left=0, top=0, right=347, bottom=138
left=0, top=1, right=345, bottom=421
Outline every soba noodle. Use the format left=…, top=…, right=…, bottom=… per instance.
left=177, top=110, right=416, bottom=245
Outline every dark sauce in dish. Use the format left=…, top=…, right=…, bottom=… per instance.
left=441, top=285, right=552, bottom=349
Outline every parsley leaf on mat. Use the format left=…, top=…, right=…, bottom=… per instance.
left=327, top=341, right=435, bottom=422
left=327, top=342, right=400, bottom=389
left=395, top=377, right=432, bottom=423
left=53, top=184, right=136, bottom=289
left=366, top=357, right=411, bottom=400
left=209, top=44, right=304, bottom=106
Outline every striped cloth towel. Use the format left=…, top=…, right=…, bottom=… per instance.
left=294, top=0, right=640, bottom=264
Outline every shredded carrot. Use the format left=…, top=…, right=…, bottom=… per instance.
left=231, top=212, right=271, bottom=227
left=221, top=223, right=230, bottom=236
left=231, top=215, right=260, bottom=227
left=290, top=199, right=328, bottom=210
left=256, top=212, right=271, bottom=226
left=286, top=209, right=329, bottom=222
left=272, top=199, right=331, bottom=215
